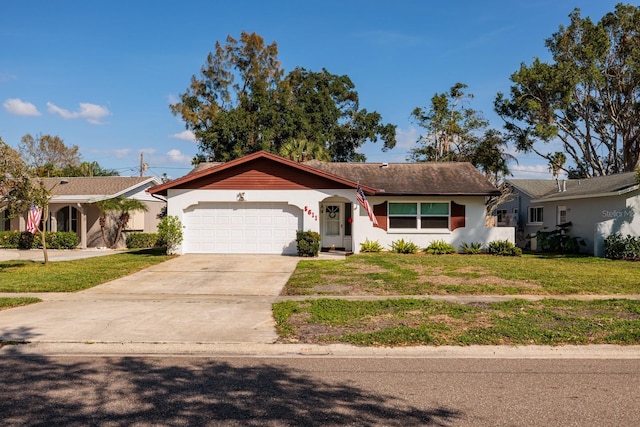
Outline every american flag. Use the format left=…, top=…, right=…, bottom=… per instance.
left=27, top=204, right=42, bottom=234
left=356, top=185, right=378, bottom=226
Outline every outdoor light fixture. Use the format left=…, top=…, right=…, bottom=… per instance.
left=237, top=192, right=245, bottom=201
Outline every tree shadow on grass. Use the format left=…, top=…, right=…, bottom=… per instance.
left=0, top=261, right=33, bottom=270
left=0, top=352, right=463, bottom=426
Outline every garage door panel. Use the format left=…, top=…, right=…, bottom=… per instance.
left=184, top=202, right=302, bottom=254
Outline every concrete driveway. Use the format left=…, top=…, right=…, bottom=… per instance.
left=0, top=254, right=300, bottom=345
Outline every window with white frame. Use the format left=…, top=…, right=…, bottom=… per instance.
left=557, top=205, right=567, bottom=225
left=528, top=206, right=543, bottom=224
left=388, top=202, right=449, bottom=229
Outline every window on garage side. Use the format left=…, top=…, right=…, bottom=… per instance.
left=389, top=202, right=449, bottom=230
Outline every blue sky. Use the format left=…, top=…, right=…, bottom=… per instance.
left=1, top=1, right=624, bottom=180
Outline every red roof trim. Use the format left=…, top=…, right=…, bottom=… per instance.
left=148, top=151, right=378, bottom=196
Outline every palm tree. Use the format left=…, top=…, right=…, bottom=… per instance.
left=94, top=198, right=148, bottom=248
left=112, top=199, right=148, bottom=249
left=279, top=138, right=331, bottom=162
left=95, top=198, right=122, bottom=248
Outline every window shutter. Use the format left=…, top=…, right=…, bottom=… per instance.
left=373, top=202, right=387, bottom=231
left=450, top=202, right=465, bottom=231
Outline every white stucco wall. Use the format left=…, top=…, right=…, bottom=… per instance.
left=594, top=193, right=640, bottom=257
left=167, top=189, right=514, bottom=255
left=353, top=196, right=514, bottom=253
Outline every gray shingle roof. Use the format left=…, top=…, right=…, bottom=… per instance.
left=38, top=176, right=159, bottom=198
left=508, top=172, right=638, bottom=202
left=505, top=179, right=562, bottom=198
left=305, top=160, right=500, bottom=196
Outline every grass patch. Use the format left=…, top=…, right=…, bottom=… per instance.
left=273, top=298, right=640, bottom=346
left=282, top=253, right=640, bottom=295
left=0, top=297, right=42, bottom=310
left=0, top=248, right=173, bottom=292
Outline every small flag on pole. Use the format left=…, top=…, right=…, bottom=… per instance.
left=27, top=204, right=42, bottom=234
left=356, top=185, right=378, bottom=226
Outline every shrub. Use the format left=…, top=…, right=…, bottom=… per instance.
left=1, top=231, right=78, bottom=250
left=360, top=238, right=382, bottom=253
left=459, top=241, right=483, bottom=255
left=43, top=232, right=80, bottom=249
left=126, top=233, right=160, bottom=249
left=487, top=239, right=522, bottom=256
left=424, top=240, right=456, bottom=255
left=0, top=231, right=20, bottom=248
left=296, top=230, right=321, bottom=257
left=390, top=238, right=419, bottom=254
left=18, top=231, right=34, bottom=250
left=604, top=233, right=640, bottom=260
left=157, top=215, right=183, bottom=254
left=533, top=223, right=585, bottom=254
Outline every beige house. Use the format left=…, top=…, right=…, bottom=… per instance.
left=1, top=176, right=165, bottom=248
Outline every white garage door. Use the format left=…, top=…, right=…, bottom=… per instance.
left=184, top=202, right=302, bottom=254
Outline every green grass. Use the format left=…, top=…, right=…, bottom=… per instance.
left=273, top=298, right=640, bottom=346
left=283, top=253, right=640, bottom=295
left=0, top=248, right=173, bottom=292
left=0, top=297, right=41, bottom=310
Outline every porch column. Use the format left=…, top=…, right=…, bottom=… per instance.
left=49, top=209, right=58, bottom=232
left=78, top=203, right=87, bottom=249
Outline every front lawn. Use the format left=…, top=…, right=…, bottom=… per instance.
left=0, top=297, right=41, bottom=310
left=0, top=248, right=173, bottom=292
left=283, top=253, right=640, bottom=295
left=274, top=298, right=640, bottom=346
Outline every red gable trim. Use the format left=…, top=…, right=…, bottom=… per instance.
left=148, top=151, right=377, bottom=196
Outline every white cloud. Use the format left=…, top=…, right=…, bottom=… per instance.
left=395, top=126, right=419, bottom=151
left=46, top=101, right=110, bottom=124
left=3, top=98, right=41, bottom=116
left=141, top=148, right=157, bottom=155
left=114, top=148, right=131, bottom=159
left=167, top=149, right=192, bottom=163
left=170, top=130, right=196, bottom=142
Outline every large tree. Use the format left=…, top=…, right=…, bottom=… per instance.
left=170, top=31, right=395, bottom=162
left=495, top=4, right=640, bottom=177
left=0, top=138, right=24, bottom=195
left=19, top=133, right=81, bottom=177
left=409, top=83, right=488, bottom=162
left=1, top=137, right=62, bottom=264
left=409, top=84, right=515, bottom=217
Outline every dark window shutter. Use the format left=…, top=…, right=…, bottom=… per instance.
left=373, top=202, right=387, bottom=231
left=450, top=202, right=465, bottom=231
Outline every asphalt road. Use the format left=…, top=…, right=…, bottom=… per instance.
left=1, top=356, right=638, bottom=426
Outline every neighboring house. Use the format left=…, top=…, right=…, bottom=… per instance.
left=499, top=179, right=561, bottom=248
left=502, top=173, right=640, bottom=256
left=148, top=151, right=514, bottom=255
left=1, top=176, right=164, bottom=248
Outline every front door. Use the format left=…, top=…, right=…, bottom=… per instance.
left=322, top=203, right=344, bottom=248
